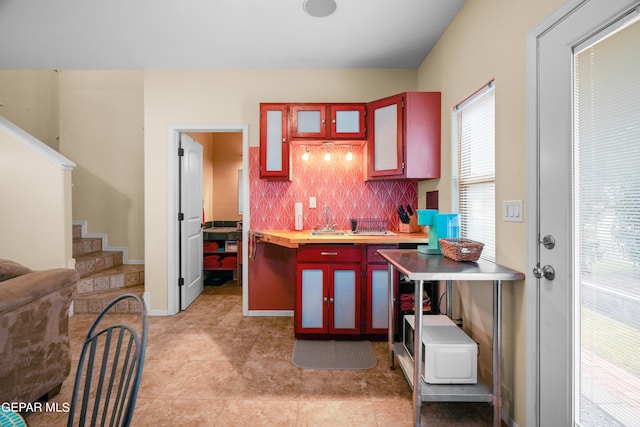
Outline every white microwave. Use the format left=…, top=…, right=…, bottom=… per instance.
left=403, top=314, right=478, bottom=384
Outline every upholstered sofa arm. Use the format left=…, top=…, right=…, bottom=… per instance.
left=0, top=268, right=79, bottom=315
left=0, top=264, right=79, bottom=403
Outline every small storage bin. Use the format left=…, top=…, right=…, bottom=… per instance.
left=438, top=238, right=484, bottom=262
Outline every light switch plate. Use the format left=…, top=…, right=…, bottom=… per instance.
left=503, top=200, right=523, bottom=222
left=309, top=196, right=316, bottom=209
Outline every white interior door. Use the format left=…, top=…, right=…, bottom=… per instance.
left=528, top=1, right=640, bottom=425
left=180, top=133, right=203, bottom=310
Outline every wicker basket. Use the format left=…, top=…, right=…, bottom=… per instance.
left=438, top=238, right=484, bottom=262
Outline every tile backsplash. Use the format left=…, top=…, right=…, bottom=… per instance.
left=249, top=145, right=417, bottom=231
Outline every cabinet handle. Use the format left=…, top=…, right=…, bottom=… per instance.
left=323, top=297, right=328, bottom=303
left=320, top=252, right=338, bottom=256
left=329, top=297, right=334, bottom=303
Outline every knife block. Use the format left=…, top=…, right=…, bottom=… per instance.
left=399, top=214, right=421, bottom=233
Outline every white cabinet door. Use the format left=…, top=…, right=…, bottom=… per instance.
left=300, top=267, right=325, bottom=330
left=265, top=109, right=284, bottom=172
left=260, top=104, right=289, bottom=179
left=369, top=268, right=389, bottom=330
left=330, top=265, right=360, bottom=334
left=373, top=103, right=399, bottom=172
left=368, top=94, right=404, bottom=178
left=332, top=269, right=356, bottom=329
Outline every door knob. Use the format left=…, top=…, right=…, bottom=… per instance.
left=533, top=264, right=555, bottom=280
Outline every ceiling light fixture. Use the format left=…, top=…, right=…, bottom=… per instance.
left=303, top=0, right=337, bottom=18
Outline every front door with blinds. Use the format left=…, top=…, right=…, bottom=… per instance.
left=528, top=1, right=640, bottom=425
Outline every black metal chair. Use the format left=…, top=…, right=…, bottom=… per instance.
left=68, top=294, right=148, bottom=427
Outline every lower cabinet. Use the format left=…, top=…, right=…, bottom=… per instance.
left=295, top=245, right=361, bottom=335
left=365, top=264, right=393, bottom=334
left=295, top=263, right=361, bottom=335
left=295, top=244, right=398, bottom=337
left=364, top=245, right=398, bottom=335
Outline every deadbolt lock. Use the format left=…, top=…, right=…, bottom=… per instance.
left=541, top=235, right=555, bottom=250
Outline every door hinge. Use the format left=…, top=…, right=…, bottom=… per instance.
left=178, top=277, right=184, bottom=287
left=178, top=148, right=184, bottom=156
left=178, top=212, right=184, bottom=221
left=401, top=161, right=405, bottom=170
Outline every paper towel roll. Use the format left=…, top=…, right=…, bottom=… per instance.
left=294, top=202, right=303, bottom=230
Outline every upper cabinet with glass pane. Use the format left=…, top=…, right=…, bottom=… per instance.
left=259, top=103, right=291, bottom=180
left=366, top=92, right=441, bottom=180
left=290, top=104, right=366, bottom=140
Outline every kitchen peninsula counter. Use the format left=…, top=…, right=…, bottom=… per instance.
left=256, top=230, right=430, bottom=248
left=247, top=230, right=430, bottom=313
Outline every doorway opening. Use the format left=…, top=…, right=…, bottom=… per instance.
left=167, top=124, right=249, bottom=316
left=187, top=131, right=243, bottom=287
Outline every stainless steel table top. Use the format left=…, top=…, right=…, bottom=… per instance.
left=377, top=249, right=525, bottom=282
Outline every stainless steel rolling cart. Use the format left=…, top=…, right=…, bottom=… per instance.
left=377, top=249, right=524, bottom=427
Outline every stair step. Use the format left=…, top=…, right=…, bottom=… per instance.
left=74, top=251, right=124, bottom=278
left=72, top=236, right=103, bottom=258
left=72, top=223, right=82, bottom=239
left=75, top=264, right=144, bottom=295
left=72, top=222, right=145, bottom=315
left=73, top=284, right=145, bottom=314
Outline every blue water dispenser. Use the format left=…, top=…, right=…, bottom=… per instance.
left=416, top=210, right=460, bottom=254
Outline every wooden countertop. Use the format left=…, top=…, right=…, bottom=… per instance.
left=256, top=230, right=430, bottom=248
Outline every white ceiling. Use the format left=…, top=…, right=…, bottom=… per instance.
left=0, top=0, right=465, bottom=69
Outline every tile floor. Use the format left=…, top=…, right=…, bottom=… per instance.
left=24, top=281, right=499, bottom=427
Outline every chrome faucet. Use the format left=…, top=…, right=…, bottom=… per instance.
left=323, top=206, right=331, bottom=230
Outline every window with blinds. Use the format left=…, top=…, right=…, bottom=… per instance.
left=574, top=16, right=640, bottom=427
left=452, top=82, right=496, bottom=261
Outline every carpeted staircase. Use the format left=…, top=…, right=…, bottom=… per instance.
left=72, top=223, right=144, bottom=314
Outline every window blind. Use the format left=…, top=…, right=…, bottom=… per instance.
left=452, top=82, right=496, bottom=261
left=574, top=16, right=640, bottom=427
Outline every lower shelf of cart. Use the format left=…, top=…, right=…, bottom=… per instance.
left=393, top=343, right=494, bottom=403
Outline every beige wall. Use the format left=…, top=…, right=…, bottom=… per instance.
left=144, top=69, right=418, bottom=311
left=211, top=132, right=242, bottom=221
left=0, top=127, right=74, bottom=270
left=0, top=70, right=59, bottom=150
left=58, top=70, right=145, bottom=261
left=186, top=132, right=243, bottom=223
left=416, top=0, right=565, bottom=425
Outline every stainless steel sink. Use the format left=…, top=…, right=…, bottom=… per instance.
left=345, top=230, right=397, bottom=236
left=310, top=229, right=345, bottom=235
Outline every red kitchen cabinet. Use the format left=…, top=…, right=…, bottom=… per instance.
left=295, top=245, right=362, bottom=335
left=248, top=241, right=296, bottom=311
left=289, top=104, right=327, bottom=139
left=366, top=92, right=441, bottom=180
left=330, top=104, right=366, bottom=139
left=364, top=245, right=398, bottom=335
left=259, top=103, right=291, bottom=180
left=290, top=104, right=366, bottom=140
